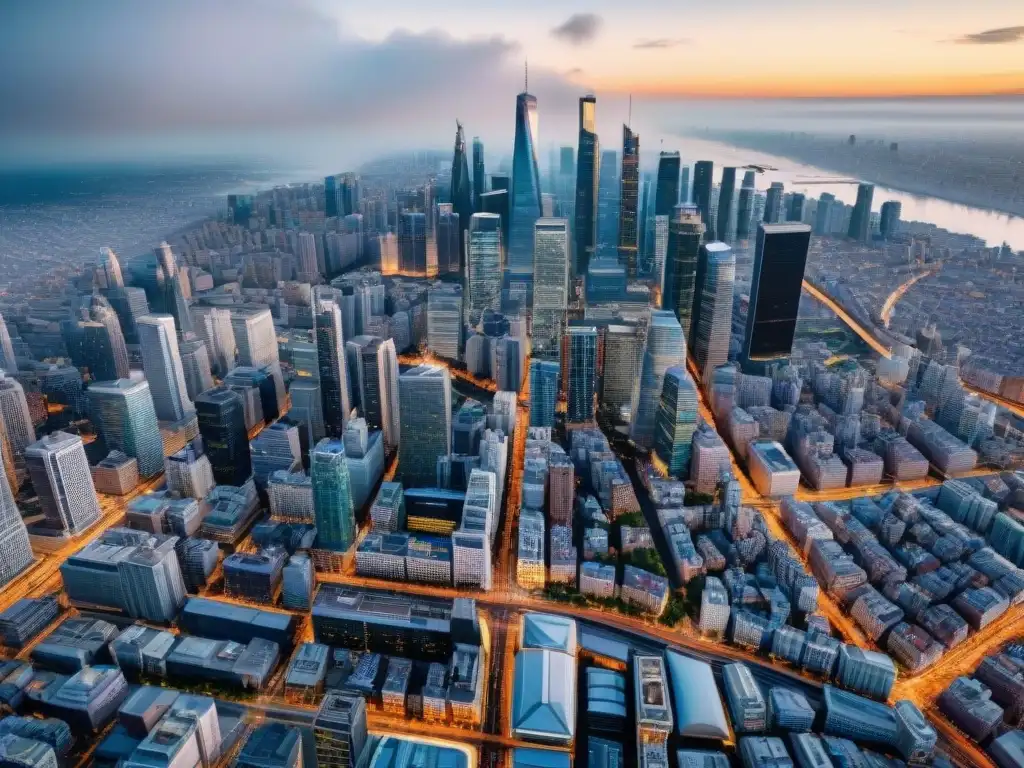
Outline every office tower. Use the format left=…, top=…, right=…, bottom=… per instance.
left=466, top=213, right=503, bottom=326
left=508, top=88, right=543, bottom=290
left=662, top=204, right=704, bottom=340
left=25, top=432, right=100, bottom=533
left=427, top=284, right=463, bottom=361
left=97, top=246, right=125, bottom=290
left=82, top=299, right=130, bottom=381
left=814, top=193, right=835, bottom=235
left=601, top=324, right=643, bottom=416
left=377, top=339, right=400, bottom=450
left=314, top=693, right=368, bottom=768
left=193, top=307, right=236, bottom=377
left=788, top=193, right=806, bottom=222
left=566, top=327, right=598, bottom=424
left=231, top=308, right=278, bottom=369
left=137, top=315, right=194, bottom=422
left=617, top=124, right=640, bottom=277
left=655, top=152, right=681, bottom=218
left=472, top=137, right=485, bottom=211
left=597, top=149, right=619, bottom=255
left=290, top=380, right=326, bottom=447
left=357, top=338, right=385, bottom=432
left=449, top=122, right=474, bottom=271
left=398, top=212, right=427, bottom=274
left=573, top=95, right=600, bottom=277
left=194, top=387, right=251, bottom=486
left=736, top=171, right=756, bottom=240
left=398, top=365, right=452, bottom=488
left=692, top=161, right=714, bottom=229
left=654, top=367, right=699, bottom=477
left=165, top=441, right=215, bottom=500
left=532, top=218, right=570, bottom=356
left=180, top=339, right=214, bottom=401
left=295, top=231, right=319, bottom=283
left=529, top=359, right=559, bottom=428
left=314, top=299, right=352, bottom=436
left=717, top=167, right=736, bottom=241
left=435, top=208, right=460, bottom=275
left=880, top=201, right=902, bottom=240
left=88, top=379, right=163, bottom=478
left=848, top=183, right=875, bottom=242
left=479, top=190, right=509, bottom=254
left=631, top=311, right=686, bottom=449
left=0, top=441, right=32, bottom=588
left=764, top=183, right=784, bottom=224
left=0, top=373, right=36, bottom=458
left=311, top=438, right=356, bottom=552
left=493, top=335, right=524, bottom=392
left=325, top=176, right=339, bottom=218
left=743, top=224, right=812, bottom=365
left=692, top=243, right=736, bottom=382
left=104, top=286, right=148, bottom=346
left=338, top=173, right=360, bottom=217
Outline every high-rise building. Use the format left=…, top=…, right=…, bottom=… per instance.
left=25, top=431, right=100, bottom=534
left=566, top=327, right=598, bottom=424
left=296, top=231, right=319, bottom=283
left=532, top=218, right=570, bottom=356
left=0, top=372, right=36, bottom=459
left=0, top=441, right=32, bottom=588
left=82, top=298, right=130, bottom=382
left=654, top=367, right=699, bottom=477
left=601, top=324, right=643, bottom=416
left=398, top=212, right=428, bottom=274
left=435, top=208, right=461, bottom=275
left=450, top=122, right=473, bottom=272
left=398, top=365, right=452, bottom=488
left=479, top=190, right=509, bottom=254
left=573, top=95, right=599, bottom=277
left=662, top=204, right=704, bottom=341
left=231, top=308, right=279, bottom=369
left=764, top=183, right=784, bottom=224
left=787, top=193, right=806, bottom=223
left=314, top=693, right=367, bottom=768
left=378, top=339, right=400, bottom=450
left=617, top=125, right=640, bottom=278
left=193, top=307, right=236, bottom=377
left=848, top=183, right=875, bottom=242
left=472, top=137, right=485, bottom=211
left=179, top=339, right=215, bottom=401
left=325, top=176, right=339, bottom=218
left=736, top=171, right=756, bottom=240
left=290, top=380, right=326, bottom=447
left=529, top=360, right=559, bottom=428
left=596, top=150, right=619, bottom=256
left=655, top=152, right=681, bottom=218
left=314, top=299, right=352, bottom=437
left=88, top=379, right=164, bottom=478
left=466, top=213, right=503, bottom=326
left=880, top=201, right=902, bottom=240
left=427, top=284, right=463, bottom=361
left=692, top=243, right=736, bottom=382
left=743, top=224, right=811, bottom=365
left=165, top=441, right=215, bottom=500
left=814, top=193, right=835, bottom=236
left=194, top=387, right=251, bottom=487
left=0, top=316, right=16, bottom=374
left=631, top=311, right=686, bottom=449
left=137, top=315, right=194, bottom=422
left=311, top=438, right=356, bottom=552
left=508, top=89, right=543, bottom=293
left=98, top=246, right=125, bottom=290
left=717, top=167, right=737, bottom=241
left=692, top=161, right=714, bottom=230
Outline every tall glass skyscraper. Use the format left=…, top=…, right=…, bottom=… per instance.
left=25, top=431, right=100, bottom=534
left=472, top=137, right=485, bottom=211
left=529, top=359, right=559, bottom=428
left=398, top=212, right=428, bottom=274
left=436, top=207, right=460, bottom=275
left=743, top=224, right=812, bottom=366
left=88, top=379, right=164, bottom=478
left=573, top=95, right=599, bottom=278
left=880, top=200, right=902, bottom=240
left=82, top=297, right=130, bottom=382
left=736, top=171, right=756, bottom=240
left=531, top=218, right=570, bottom=357
left=692, top=243, right=736, bottom=383
left=325, top=175, right=339, bottom=218
left=466, top=213, right=503, bottom=326
left=314, top=299, right=352, bottom=437
left=137, top=314, right=193, bottom=423
left=398, top=365, right=452, bottom=488
left=427, top=284, right=463, bottom=361
left=311, top=438, right=356, bottom=552
left=508, top=90, right=542, bottom=292
left=566, top=327, right=598, bottom=424
left=717, top=167, right=737, bottom=241
left=655, top=152, right=681, bottom=217
left=764, top=183, right=784, bottom=224
left=692, top=161, right=714, bottom=231
left=0, top=438, right=31, bottom=588
left=195, top=386, right=251, bottom=487
left=849, top=183, right=876, bottom=242
left=450, top=122, right=473, bottom=272
left=631, top=311, right=686, bottom=449
left=601, top=324, right=643, bottom=416
left=596, top=150, right=619, bottom=257
left=617, top=125, right=640, bottom=278
left=654, top=367, right=699, bottom=477
left=662, top=204, right=705, bottom=342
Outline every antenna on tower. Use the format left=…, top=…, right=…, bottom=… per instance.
left=525, top=60, right=529, bottom=92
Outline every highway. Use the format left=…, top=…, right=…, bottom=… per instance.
left=879, top=270, right=937, bottom=328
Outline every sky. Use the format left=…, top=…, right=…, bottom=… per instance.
left=0, top=0, right=1020, bottom=166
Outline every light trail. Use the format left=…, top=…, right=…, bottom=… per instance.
left=880, top=270, right=936, bottom=328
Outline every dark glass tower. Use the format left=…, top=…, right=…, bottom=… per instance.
left=566, top=327, right=598, bottom=424
left=655, top=152, right=681, bottom=217
left=880, top=200, right=902, bottom=240
left=617, top=124, right=640, bottom=278
left=325, top=176, right=339, bottom=218
left=508, top=90, right=542, bottom=291
left=398, top=212, right=427, bottom=274
left=692, top=161, right=714, bottom=231
left=449, top=122, right=473, bottom=273
left=764, top=182, right=784, bottom=224
left=436, top=209, right=460, bottom=275
left=743, top=223, right=812, bottom=365
left=479, top=190, right=509, bottom=252
left=848, top=183, right=875, bottom=242
left=596, top=149, right=619, bottom=256
left=716, top=167, right=736, bottom=241
left=573, top=95, right=599, bottom=278
left=315, top=299, right=352, bottom=437
left=736, top=171, right=756, bottom=240
left=472, top=138, right=485, bottom=211
left=788, top=193, right=806, bottom=222
left=814, top=193, right=836, bottom=235
left=662, top=204, right=705, bottom=342
left=195, top=386, right=251, bottom=487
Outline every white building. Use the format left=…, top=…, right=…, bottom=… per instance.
left=25, top=431, right=101, bottom=534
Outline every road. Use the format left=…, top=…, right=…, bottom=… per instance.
left=880, top=270, right=937, bottom=328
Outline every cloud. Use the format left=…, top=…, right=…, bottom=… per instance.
left=955, top=26, right=1024, bottom=44
left=633, top=38, right=689, bottom=49
left=550, top=13, right=602, bottom=46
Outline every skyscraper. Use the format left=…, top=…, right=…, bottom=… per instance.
left=0, top=439, right=31, bottom=588
left=532, top=218, right=570, bottom=356
left=736, top=171, right=756, bottom=240
left=596, top=149, right=619, bottom=256
left=311, top=438, right=356, bottom=552
left=289, top=380, right=326, bottom=447
left=654, top=367, right=699, bottom=477
left=573, top=95, right=599, bottom=278
left=472, top=137, right=485, bottom=211
left=193, top=307, right=236, bottom=377
left=566, top=327, right=598, bottom=424
left=764, top=183, right=784, bottom=224
left=231, top=307, right=280, bottom=369
left=788, top=193, right=806, bottom=222
left=450, top=122, right=473, bottom=272
left=0, top=316, right=17, bottom=374
left=692, top=242, right=736, bottom=382
left=631, top=311, right=686, bottom=449
left=314, top=693, right=368, bottom=768
left=378, top=339, right=401, bottom=450
left=0, top=373, right=36, bottom=459
left=617, top=124, right=640, bottom=278
left=194, top=387, right=251, bottom=487
left=82, top=296, right=130, bottom=381
left=743, top=224, right=812, bottom=365
left=601, top=324, right=644, bottom=416
left=325, top=176, right=339, bottom=218
left=662, top=204, right=705, bottom=341
left=436, top=208, right=461, bottom=275
left=180, top=338, right=215, bottom=401
left=466, top=213, right=503, bottom=326
left=138, top=314, right=194, bottom=422
left=314, top=299, right=352, bottom=437
left=88, top=379, right=164, bottom=478
left=398, top=365, right=452, bottom=488
left=98, top=247, right=125, bottom=290
left=398, top=212, right=428, bottom=274
left=717, top=167, right=737, bottom=241
left=155, top=242, right=193, bottom=337
left=25, top=431, right=100, bottom=534
left=508, top=88, right=543, bottom=292
left=655, top=152, right=681, bottom=218
left=479, top=190, right=509, bottom=254
left=529, top=359, right=559, bottom=428
left=880, top=201, right=902, bottom=240
left=427, top=284, right=463, bottom=361
left=680, top=166, right=691, bottom=204
left=692, top=161, right=714, bottom=230
left=848, top=183, right=875, bottom=242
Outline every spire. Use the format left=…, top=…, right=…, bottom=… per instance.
left=525, top=59, right=528, bottom=92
